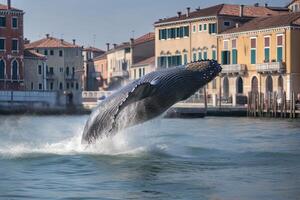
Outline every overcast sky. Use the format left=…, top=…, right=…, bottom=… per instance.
left=0, top=0, right=290, bottom=50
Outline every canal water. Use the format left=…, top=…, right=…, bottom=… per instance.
left=0, top=115, right=299, bottom=200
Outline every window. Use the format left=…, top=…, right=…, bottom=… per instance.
left=183, top=54, right=188, bottom=64
left=38, top=65, right=42, bottom=75
left=71, top=82, right=74, bottom=88
left=134, top=69, right=136, bottom=79
left=264, top=36, right=270, bottom=62
left=0, top=60, right=5, bottom=79
left=277, top=35, right=283, bottom=62
left=237, top=77, right=243, bottom=94
left=39, top=83, right=42, bottom=90
left=0, top=38, right=5, bottom=50
left=199, top=24, right=202, bottom=32
left=212, top=49, right=217, bottom=60
left=31, top=82, right=34, bottom=90
left=50, top=50, right=54, bottom=55
left=139, top=68, right=142, bottom=77
left=12, top=60, right=18, bottom=80
left=76, top=82, right=79, bottom=90
left=0, top=16, right=6, bottom=27
left=224, top=21, right=231, bottom=27
left=198, top=51, right=202, bottom=60
left=12, top=39, right=18, bottom=51
left=232, top=39, right=237, bottom=64
left=203, top=24, right=207, bottom=31
left=208, top=23, right=217, bottom=34
left=184, top=26, right=189, bottom=37
left=221, top=51, right=230, bottom=65
left=50, top=82, right=53, bottom=90
left=12, top=17, right=18, bottom=28
left=223, top=40, right=229, bottom=50
left=66, top=67, right=69, bottom=75
left=59, top=82, right=63, bottom=90
left=193, top=25, right=196, bottom=33
left=66, top=83, right=69, bottom=89
left=44, top=49, right=48, bottom=55
left=250, top=38, right=257, bottom=64
left=203, top=51, right=208, bottom=60
left=193, top=52, right=197, bottom=61
left=59, top=50, right=63, bottom=57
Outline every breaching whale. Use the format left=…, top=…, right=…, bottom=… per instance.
left=82, top=60, right=222, bottom=144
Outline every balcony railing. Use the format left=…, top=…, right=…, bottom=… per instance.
left=221, top=64, right=246, bottom=75
left=112, top=70, right=129, bottom=78
left=256, top=62, right=285, bottom=73
left=65, top=74, right=76, bottom=81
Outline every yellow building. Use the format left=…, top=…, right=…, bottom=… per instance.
left=217, top=12, right=300, bottom=101
left=154, top=4, right=288, bottom=101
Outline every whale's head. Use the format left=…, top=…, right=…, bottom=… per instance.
left=185, top=59, right=222, bottom=84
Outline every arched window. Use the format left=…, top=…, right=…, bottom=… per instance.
left=0, top=59, right=5, bottom=79
left=251, top=76, right=258, bottom=93
left=11, top=60, right=19, bottom=80
left=266, top=75, right=273, bottom=94
left=278, top=75, right=283, bottom=91
left=223, top=76, right=229, bottom=98
left=236, top=77, right=243, bottom=94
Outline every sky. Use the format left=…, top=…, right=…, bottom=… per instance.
left=0, top=0, right=290, bottom=50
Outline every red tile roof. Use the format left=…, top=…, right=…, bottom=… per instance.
left=84, top=46, right=105, bottom=53
left=221, top=12, right=300, bottom=34
left=132, top=56, right=155, bottom=67
left=0, top=3, right=22, bottom=11
left=133, top=32, right=155, bottom=45
left=24, top=50, right=47, bottom=60
left=25, top=36, right=80, bottom=49
left=155, top=4, right=288, bottom=25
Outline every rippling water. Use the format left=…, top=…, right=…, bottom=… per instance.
left=0, top=115, right=299, bottom=200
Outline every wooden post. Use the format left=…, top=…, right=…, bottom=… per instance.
left=284, top=91, right=287, bottom=118
left=204, top=87, right=208, bottom=115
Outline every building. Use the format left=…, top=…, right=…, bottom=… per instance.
left=154, top=4, right=288, bottom=70
left=25, top=35, right=84, bottom=105
left=106, top=32, right=155, bottom=88
left=24, top=49, right=47, bottom=90
left=288, top=0, right=300, bottom=12
left=130, top=56, right=155, bottom=80
left=217, top=12, right=300, bottom=102
left=0, top=0, right=24, bottom=90
left=82, top=46, right=105, bottom=91
left=94, top=53, right=108, bottom=90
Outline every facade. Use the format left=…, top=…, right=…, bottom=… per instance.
left=130, top=56, right=155, bottom=80
left=25, top=35, right=84, bottom=105
left=94, top=53, right=108, bottom=90
left=154, top=4, right=288, bottom=70
left=106, top=32, right=155, bottom=88
left=24, top=49, right=47, bottom=90
left=0, top=1, right=24, bottom=90
left=217, top=12, right=300, bottom=102
left=82, top=46, right=105, bottom=91
left=288, top=0, right=300, bottom=12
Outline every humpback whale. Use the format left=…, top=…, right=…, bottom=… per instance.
left=82, top=60, right=222, bottom=144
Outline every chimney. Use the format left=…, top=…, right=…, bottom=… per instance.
left=24, top=38, right=30, bottom=45
left=7, top=0, right=11, bottom=10
left=46, top=34, right=50, bottom=39
left=196, top=6, right=201, bottom=11
left=186, top=7, right=190, bottom=17
left=265, top=3, right=268, bottom=7
left=254, top=3, right=259, bottom=7
left=239, top=5, right=244, bottom=17
left=130, top=38, right=134, bottom=46
left=106, top=43, right=110, bottom=51
left=113, top=43, right=117, bottom=49
left=60, top=39, right=64, bottom=43
left=72, top=39, right=76, bottom=45
left=177, top=11, right=182, bottom=17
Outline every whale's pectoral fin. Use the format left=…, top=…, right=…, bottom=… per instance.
left=121, top=82, right=157, bottom=108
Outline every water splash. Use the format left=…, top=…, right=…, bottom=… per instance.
left=0, top=116, right=168, bottom=159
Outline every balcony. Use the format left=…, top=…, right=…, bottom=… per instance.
left=65, top=74, right=76, bottom=81
left=221, top=64, right=246, bottom=75
left=256, top=62, right=285, bottom=73
left=111, top=70, right=129, bottom=78
left=46, top=72, right=55, bottom=80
